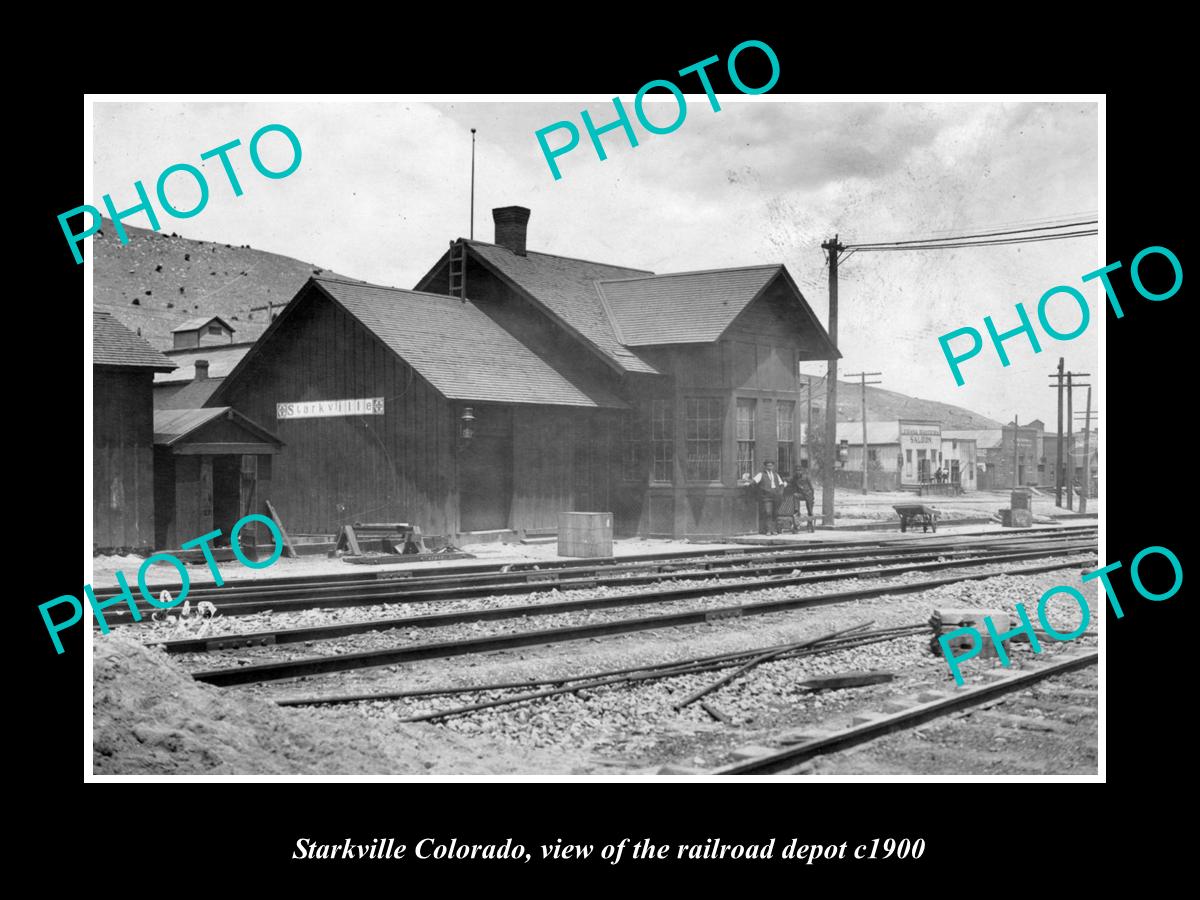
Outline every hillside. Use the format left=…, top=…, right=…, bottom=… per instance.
left=92, top=220, right=347, bottom=349
left=803, top=375, right=1001, bottom=429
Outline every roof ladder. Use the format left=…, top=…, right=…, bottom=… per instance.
left=448, top=240, right=467, bottom=299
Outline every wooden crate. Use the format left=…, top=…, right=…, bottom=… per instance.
left=558, top=512, right=613, bottom=558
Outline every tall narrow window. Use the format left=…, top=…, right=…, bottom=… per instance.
left=776, top=400, right=795, bottom=474
left=650, top=399, right=673, bottom=483
left=736, top=399, right=757, bottom=478
left=686, top=398, right=723, bottom=481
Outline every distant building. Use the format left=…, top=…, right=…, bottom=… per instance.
left=939, top=435, right=978, bottom=492
left=828, top=421, right=903, bottom=491
left=814, top=418, right=976, bottom=492
left=944, top=429, right=1002, bottom=489
left=1039, top=426, right=1099, bottom=497
left=171, top=316, right=236, bottom=350
left=945, top=420, right=1042, bottom=489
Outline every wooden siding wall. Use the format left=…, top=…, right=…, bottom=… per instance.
left=510, top=407, right=629, bottom=532
left=217, top=290, right=457, bottom=535
left=511, top=406, right=574, bottom=530
left=93, top=368, right=156, bottom=552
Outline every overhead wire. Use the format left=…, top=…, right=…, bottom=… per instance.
left=846, top=219, right=1098, bottom=249
left=847, top=229, right=1097, bottom=252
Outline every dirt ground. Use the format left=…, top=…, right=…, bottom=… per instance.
left=92, top=633, right=567, bottom=775
left=97, top=560, right=1098, bottom=776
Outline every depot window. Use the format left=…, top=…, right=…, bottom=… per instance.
left=685, top=398, right=723, bottom=482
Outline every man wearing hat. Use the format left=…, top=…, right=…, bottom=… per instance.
left=785, top=465, right=816, bottom=533
left=752, top=460, right=786, bottom=534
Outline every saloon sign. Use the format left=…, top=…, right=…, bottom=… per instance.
left=900, top=421, right=940, bottom=445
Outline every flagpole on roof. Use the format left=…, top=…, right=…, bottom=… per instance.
left=470, top=128, right=477, bottom=240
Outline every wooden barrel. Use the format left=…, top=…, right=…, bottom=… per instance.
left=558, top=511, right=613, bottom=558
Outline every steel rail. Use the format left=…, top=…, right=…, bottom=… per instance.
left=711, top=649, right=1099, bottom=775
left=93, top=525, right=1098, bottom=602
left=161, top=543, right=1095, bottom=653
left=393, top=625, right=911, bottom=724
left=272, top=624, right=931, bottom=706
left=281, top=626, right=929, bottom=719
left=118, top=535, right=1097, bottom=625
left=190, top=554, right=1096, bottom=687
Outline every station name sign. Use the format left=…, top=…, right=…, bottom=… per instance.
left=276, top=397, right=385, bottom=419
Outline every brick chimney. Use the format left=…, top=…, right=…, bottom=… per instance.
left=493, top=206, right=531, bottom=256
left=194, top=359, right=209, bottom=382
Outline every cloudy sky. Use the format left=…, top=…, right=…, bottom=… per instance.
left=93, top=98, right=1099, bottom=425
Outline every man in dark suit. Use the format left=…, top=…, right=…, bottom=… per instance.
left=786, top=468, right=816, bottom=532
left=752, top=460, right=785, bottom=534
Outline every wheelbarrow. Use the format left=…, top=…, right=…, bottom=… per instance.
left=893, top=503, right=939, bottom=533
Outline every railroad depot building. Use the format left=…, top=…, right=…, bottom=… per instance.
left=204, top=206, right=838, bottom=541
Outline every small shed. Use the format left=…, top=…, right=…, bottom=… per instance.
left=152, top=407, right=283, bottom=549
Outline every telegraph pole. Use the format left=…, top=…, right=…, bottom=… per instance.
left=820, top=236, right=844, bottom=524
left=846, top=371, right=882, bottom=494
left=1049, top=363, right=1090, bottom=507
left=805, top=375, right=813, bottom=468
left=1012, top=414, right=1019, bottom=488
left=1066, top=372, right=1074, bottom=510
left=1079, top=386, right=1093, bottom=515
left=1052, top=358, right=1064, bottom=506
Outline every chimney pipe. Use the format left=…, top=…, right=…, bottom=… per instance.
left=194, top=359, right=210, bottom=382
left=493, top=206, right=531, bottom=256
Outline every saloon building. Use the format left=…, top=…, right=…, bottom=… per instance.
left=205, top=206, right=839, bottom=541
left=819, top=419, right=977, bottom=492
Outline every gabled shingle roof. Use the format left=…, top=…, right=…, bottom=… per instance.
left=93, top=310, right=176, bottom=371
left=154, top=378, right=224, bottom=410
left=153, top=406, right=228, bottom=443
left=596, top=265, right=782, bottom=346
left=460, top=242, right=660, bottom=375
left=315, top=278, right=626, bottom=408
left=172, top=315, right=235, bottom=333
left=154, top=406, right=281, bottom=446
left=155, top=343, right=253, bottom=385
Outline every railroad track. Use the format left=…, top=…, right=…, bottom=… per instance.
left=94, top=523, right=1097, bottom=600
left=709, top=647, right=1098, bottom=775
left=276, top=622, right=931, bottom=715
left=101, top=526, right=1097, bottom=622
left=159, top=541, right=1096, bottom=655
left=187, top=552, right=1096, bottom=687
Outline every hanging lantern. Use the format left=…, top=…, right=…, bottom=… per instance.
left=460, top=406, right=476, bottom=441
